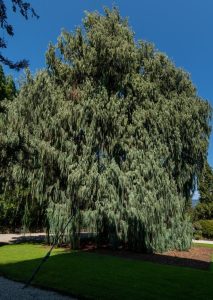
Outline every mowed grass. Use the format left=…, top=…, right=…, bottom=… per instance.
left=0, top=244, right=213, bottom=300
left=192, top=243, right=213, bottom=248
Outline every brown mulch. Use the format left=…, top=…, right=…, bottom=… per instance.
left=83, top=245, right=213, bottom=270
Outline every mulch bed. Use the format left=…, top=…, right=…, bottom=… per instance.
left=83, top=245, right=213, bottom=270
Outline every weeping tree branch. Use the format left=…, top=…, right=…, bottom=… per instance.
left=0, top=54, right=28, bottom=70
left=0, top=0, right=38, bottom=71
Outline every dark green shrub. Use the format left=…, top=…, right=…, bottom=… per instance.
left=193, top=221, right=203, bottom=240
left=198, top=161, right=213, bottom=204
left=0, top=188, right=47, bottom=233
left=193, top=202, right=213, bottom=221
left=198, top=220, right=213, bottom=239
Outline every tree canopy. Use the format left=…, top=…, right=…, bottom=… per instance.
left=0, top=65, right=16, bottom=101
left=2, top=8, right=212, bottom=252
left=0, top=65, right=46, bottom=231
left=0, top=65, right=17, bottom=230
left=0, top=64, right=16, bottom=183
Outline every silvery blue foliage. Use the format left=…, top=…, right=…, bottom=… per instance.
left=3, top=8, right=211, bottom=252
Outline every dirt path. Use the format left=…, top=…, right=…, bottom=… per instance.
left=0, top=233, right=45, bottom=245
left=192, top=239, right=213, bottom=245
left=0, top=234, right=76, bottom=299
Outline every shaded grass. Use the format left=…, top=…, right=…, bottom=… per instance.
left=0, top=244, right=213, bottom=299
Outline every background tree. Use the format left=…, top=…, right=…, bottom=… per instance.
left=0, top=65, right=16, bottom=102
left=193, top=161, right=213, bottom=238
left=0, top=66, right=45, bottom=232
left=3, top=8, right=212, bottom=252
left=0, top=0, right=38, bottom=70
left=0, top=65, right=18, bottom=231
left=199, top=161, right=213, bottom=204
left=0, top=1, right=41, bottom=232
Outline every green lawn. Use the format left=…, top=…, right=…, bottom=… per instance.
left=0, top=244, right=212, bottom=300
left=192, top=243, right=213, bottom=248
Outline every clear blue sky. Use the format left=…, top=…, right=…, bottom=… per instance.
left=3, top=0, right=213, bottom=167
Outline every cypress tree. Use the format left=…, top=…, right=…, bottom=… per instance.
left=3, top=8, right=212, bottom=252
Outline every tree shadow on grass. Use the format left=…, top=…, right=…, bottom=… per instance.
left=0, top=248, right=213, bottom=300
left=84, top=247, right=213, bottom=270
left=2, top=233, right=212, bottom=270
left=0, top=242, right=8, bottom=247
left=10, top=234, right=46, bottom=244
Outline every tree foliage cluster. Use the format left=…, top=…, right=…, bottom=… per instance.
left=0, top=65, right=16, bottom=101
left=199, top=161, right=213, bottom=204
left=1, top=8, right=212, bottom=251
left=0, top=66, right=45, bottom=232
left=194, top=161, right=213, bottom=221
left=0, top=65, right=18, bottom=230
left=193, top=161, right=213, bottom=239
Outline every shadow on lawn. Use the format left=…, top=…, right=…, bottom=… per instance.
left=10, top=235, right=46, bottom=244
left=3, top=235, right=213, bottom=270
left=84, top=247, right=213, bottom=270
left=0, top=242, right=8, bottom=247
left=0, top=248, right=213, bottom=300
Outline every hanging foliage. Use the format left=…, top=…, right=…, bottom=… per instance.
left=0, top=66, right=46, bottom=232
left=3, top=8, right=212, bottom=252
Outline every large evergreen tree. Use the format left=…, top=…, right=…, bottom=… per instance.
left=3, top=8, right=212, bottom=252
